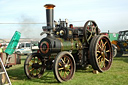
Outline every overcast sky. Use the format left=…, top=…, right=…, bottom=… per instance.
left=0, top=0, right=128, bottom=39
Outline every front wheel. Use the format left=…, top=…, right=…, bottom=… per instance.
left=53, top=51, right=76, bottom=82
left=24, top=53, right=45, bottom=79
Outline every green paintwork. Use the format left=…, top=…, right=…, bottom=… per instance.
left=58, top=38, right=82, bottom=53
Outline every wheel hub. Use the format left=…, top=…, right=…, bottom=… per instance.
left=64, top=64, right=70, bottom=71
left=32, top=63, right=40, bottom=69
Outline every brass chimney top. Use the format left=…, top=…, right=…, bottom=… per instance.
left=44, top=4, right=55, bottom=9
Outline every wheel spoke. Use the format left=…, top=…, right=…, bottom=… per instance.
left=97, top=43, right=102, bottom=49
left=87, top=33, right=92, bottom=41
left=34, top=57, right=35, bottom=63
left=106, top=50, right=110, bottom=52
left=67, top=60, right=69, bottom=65
left=59, top=67, right=64, bottom=70
left=103, top=62, right=106, bottom=67
left=30, top=68, right=34, bottom=72
left=97, top=51, right=101, bottom=53
left=100, top=39, right=104, bottom=48
left=31, top=60, right=35, bottom=63
left=96, top=54, right=98, bottom=57
left=103, top=41, right=107, bottom=48
left=59, top=63, right=62, bottom=66
left=98, top=55, right=105, bottom=68
left=86, top=28, right=91, bottom=33
left=99, top=58, right=102, bottom=66
left=65, top=71, right=68, bottom=76
left=97, top=55, right=102, bottom=60
left=105, top=58, right=109, bottom=62
left=104, top=46, right=106, bottom=50
left=61, top=58, right=65, bottom=64
left=60, top=70, right=63, bottom=75
left=64, top=57, right=66, bottom=62
left=29, top=64, right=32, bottom=67
left=67, top=69, right=71, bottom=72
left=101, top=58, right=104, bottom=68
left=63, top=71, right=66, bottom=78
left=68, top=64, right=71, bottom=67
left=32, top=69, right=34, bottom=74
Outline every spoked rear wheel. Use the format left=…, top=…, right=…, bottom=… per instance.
left=89, top=35, right=113, bottom=72
left=24, top=53, right=45, bottom=79
left=53, top=51, right=76, bottom=82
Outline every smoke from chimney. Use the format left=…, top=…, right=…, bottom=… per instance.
left=18, top=15, right=44, bottom=39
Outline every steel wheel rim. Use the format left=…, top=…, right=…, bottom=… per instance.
left=96, top=37, right=112, bottom=71
left=26, top=56, right=43, bottom=78
left=57, top=55, right=73, bottom=81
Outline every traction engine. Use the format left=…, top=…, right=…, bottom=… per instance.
left=24, top=4, right=113, bottom=82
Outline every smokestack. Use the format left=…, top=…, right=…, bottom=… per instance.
left=44, top=4, right=55, bottom=30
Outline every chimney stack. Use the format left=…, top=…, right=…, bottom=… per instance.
left=44, top=4, right=55, bottom=30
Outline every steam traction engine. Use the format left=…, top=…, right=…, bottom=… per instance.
left=24, top=4, right=113, bottom=82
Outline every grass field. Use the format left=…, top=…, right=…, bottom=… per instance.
left=6, top=55, right=128, bottom=85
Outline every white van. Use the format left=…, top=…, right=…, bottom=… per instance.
left=15, top=42, right=32, bottom=55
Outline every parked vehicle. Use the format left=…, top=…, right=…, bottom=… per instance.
left=112, top=30, right=128, bottom=56
left=15, top=42, right=32, bottom=55
left=15, top=41, right=39, bottom=55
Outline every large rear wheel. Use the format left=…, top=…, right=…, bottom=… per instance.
left=89, top=35, right=113, bottom=72
left=53, top=51, right=76, bottom=82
